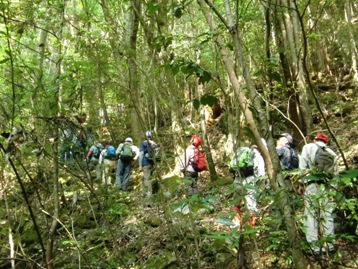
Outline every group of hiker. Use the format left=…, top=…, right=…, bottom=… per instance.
left=60, top=126, right=338, bottom=255
left=225, top=132, right=338, bottom=255
left=60, top=129, right=158, bottom=199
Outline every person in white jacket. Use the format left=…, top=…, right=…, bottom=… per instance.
left=299, top=133, right=338, bottom=254
left=241, top=139, right=266, bottom=213
left=180, top=135, right=203, bottom=197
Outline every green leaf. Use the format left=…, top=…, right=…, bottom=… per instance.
left=193, top=98, right=200, bottom=110
left=173, top=5, right=183, bottom=18
left=339, top=169, right=358, bottom=179
left=200, top=95, right=218, bottom=106
left=214, top=218, right=235, bottom=226
left=268, top=72, right=282, bottom=82
left=0, top=58, right=10, bottom=64
left=198, top=70, right=212, bottom=84
left=146, top=2, right=159, bottom=14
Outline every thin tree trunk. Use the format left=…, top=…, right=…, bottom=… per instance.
left=126, top=0, right=142, bottom=138
left=45, top=4, right=65, bottom=268
left=345, top=0, right=358, bottom=84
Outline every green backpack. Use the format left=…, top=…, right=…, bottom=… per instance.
left=120, top=142, right=134, bottom=162
left=229, top=147, right=254, bottom=177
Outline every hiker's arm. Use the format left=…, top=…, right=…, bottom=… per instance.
left=254, top=151, right=265, bottom=178
left=138, top=151, right=144, bottom=170
left=115, top=144, right=122, bottom=155
left=132, top=146, right=140, bottom=160
left=86, top=150, right=93, bottom=159
left=299, top=145, right=310, bottom=172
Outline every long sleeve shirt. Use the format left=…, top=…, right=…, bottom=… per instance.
left=252, top=148, right=266, bottom=178
left=179, top=145, right=198, bottom=174
left=299, top=141, right=338, bottom=175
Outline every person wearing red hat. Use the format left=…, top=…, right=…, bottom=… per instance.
left=179, top=135, right=203, bottom=197
left=299, top=133, right=338, bottom=255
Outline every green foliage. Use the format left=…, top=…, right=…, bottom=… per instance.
left=146, top=1, right=160, bottom=14
left=170, top=58, right=213, bottom=84
left=193, top=94, right=218, bottom=110
left=171, top=2, right=184, bottom=18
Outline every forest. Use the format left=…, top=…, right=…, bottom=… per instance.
left=0, top=0, right=358, bottom=268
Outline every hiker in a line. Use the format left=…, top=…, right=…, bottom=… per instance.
left=299, top=133, right=338, bottom=254
left=230, top=139, right=267, bottom=227
left=138, top=131, right=158, bottom=198
left=115, top=137, right=140, bottom=191
left=98, top=142, right=118, bottom=186
left=179, top=135, right=205, bottom=197
left=59, top=128, right=74, bottom=166
left=86, top=140, right=104, bottom=181
left=276, top=133, right=299, bottom=171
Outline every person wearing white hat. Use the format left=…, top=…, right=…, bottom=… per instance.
left=115, top=137, right=139, bottom=191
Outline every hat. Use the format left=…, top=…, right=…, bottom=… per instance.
left=278, top=133, right=293, bottom=145
left=315, top=133, right=328, bottom=144
left=125, top=137, right=133, bottom=143
left=191, top=135, right=201, bottom=147
left=145, top=131, right=152, bottom=138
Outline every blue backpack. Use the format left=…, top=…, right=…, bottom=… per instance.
left=105, top=145, right=117, bottom=160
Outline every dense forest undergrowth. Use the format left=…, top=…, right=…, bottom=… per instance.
left=0, top=84, right=358, bottom=269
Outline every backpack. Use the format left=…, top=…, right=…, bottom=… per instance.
left=313, top=144, right=336, bottom=176
left=105, top=145, right=117, bottom=160
left=120, top=143, right=134, bottom=162
left=191, top=148, right=207, bottom=172
left=145, top=140, right=159, bottom=161
left=288, top=146, right=299, bottom=169
left=92, top=144, right=103, bottom=159
left=229, top=147, right=254, bottom=177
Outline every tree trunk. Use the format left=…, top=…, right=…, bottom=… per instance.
left=345, top=0, right=358, bottom=85
left=45, top=4, right=65, bottom=268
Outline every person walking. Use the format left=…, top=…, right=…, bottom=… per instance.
left=299, top=133, right=338, bottom=254
left=98, top=143, right=118, bottom=186
left=179, top=135, right=207, bottom=197
left=229, top=139, right=266, bottom=227
left=276, top=133, right=299, bottom=171
left=86, top=140, right=104, bottom=181
left=115, top=137, right=140, bottom=191
left=138, top=131, right=158, bottom=198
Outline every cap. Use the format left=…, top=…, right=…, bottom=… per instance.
left=191, top=135, right=201, bottom=147
left=278, top=133, right=293, bottom=145
left=145, top=131, right=152, bottom=138
left=125, top=137, right=133, bottom=143
left=315, top=133, right=328, bottom=144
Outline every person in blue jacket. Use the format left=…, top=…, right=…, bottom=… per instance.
left=138, top=131, right=158, bottom=198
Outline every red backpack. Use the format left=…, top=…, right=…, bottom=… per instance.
left=191, top=148, right=207, bottom=172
